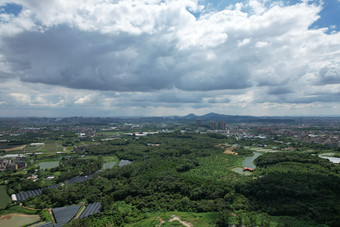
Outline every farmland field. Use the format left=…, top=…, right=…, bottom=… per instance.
left=247, top=147, right=278, bottom=153
left=0, top=186, right=11, bottom=209
left=0, top=213, right=40, bottom=227
left=39, top=161, right=60, bottom=170
left=3, top=145, right=26, bottom=152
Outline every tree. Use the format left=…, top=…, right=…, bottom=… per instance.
left=216, top=211, right=229, bottom=227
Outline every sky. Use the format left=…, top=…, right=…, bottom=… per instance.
left=0, top=0, right=340, bottom=117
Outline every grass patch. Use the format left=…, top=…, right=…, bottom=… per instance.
left=0, top=186, right=11, bottom=210
left=126, top=212, right=218, bottom=227
left=0, top=206, right=37, bottom=216
left=183, top=153, right=244, bottom=182
left=39, top=161, right=60, bottom=170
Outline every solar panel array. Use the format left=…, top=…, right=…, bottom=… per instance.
left=14, top=171, right=103, bottom=202
left=15, top=184, right=58, bottom=202
left=78, top=202, right=102, bottom=219
left=52, top=205, right=81, bottom=227
left=119, top=159, right=132, bottom=167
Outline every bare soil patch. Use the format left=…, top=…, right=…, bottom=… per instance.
left=4, top=145, right=27, bottom=152
left=169, top=215, right=193, bottom=227
left=0, top=213, right=40, bottom=220
left=217, top=144, right=238, bottom=156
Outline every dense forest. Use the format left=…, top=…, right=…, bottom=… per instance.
left=4, top=132, right=334, bottom=226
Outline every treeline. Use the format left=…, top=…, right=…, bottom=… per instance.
left=25, top=133, right=240, bottom=222
left=4, top=158, right=103, bottom=195
left=14, top=133, right=340, bottom=226
left=240, top=152, right=340, bottom=226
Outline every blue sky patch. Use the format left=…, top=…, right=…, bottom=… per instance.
left=0, top=3, right=22, bottom=16
left=199, top=0, right=340, bottom=32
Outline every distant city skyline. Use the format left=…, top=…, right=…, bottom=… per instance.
left=0, top=0, right=340, bottom=117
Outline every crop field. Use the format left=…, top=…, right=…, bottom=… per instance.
left=247, top=147, right=278, bottom=153
left=40, top=142, right=63, bottom=152
left=0, top=186, right=11, bottom=209
left=39, top=161, right=60, bottom=170
left=0, top=213, right=40, bottom=227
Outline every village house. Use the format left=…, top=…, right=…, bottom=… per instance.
left=0, top=155, right=27, bottom=171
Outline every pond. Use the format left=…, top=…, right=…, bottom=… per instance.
left=39, top=161, right=60, bottom=170
left=0, top=213, right=40, bottom=227
left=232, top=152, right=262, bottom=175
left=242, top=152, right=262, bottom=169
left=319, top=153, right=340, bottom=164
left=103, top=161, right=116, bottom=170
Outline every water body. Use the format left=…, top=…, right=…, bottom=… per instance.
left=319, top=153, right=340, bottom=164
left=232, top=152, right=262, bottom=175
left=242, top=152, right=262, bottom=169
left=39, top=161, right=60, bottom=170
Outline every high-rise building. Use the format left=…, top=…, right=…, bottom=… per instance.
left=217, top=120, right=226, bottom=130
left=210, top=121, right=216, bottom=130
left=196, top=119, right=201, bottom=127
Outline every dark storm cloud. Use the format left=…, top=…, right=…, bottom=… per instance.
left=3, top=25, right=175, bottom=91
left=267, top=87, right=293, bottom=95
left=1, top=24, right=252, bottom=92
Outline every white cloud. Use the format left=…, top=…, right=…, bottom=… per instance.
left=0, top=0, right=340, bottom=116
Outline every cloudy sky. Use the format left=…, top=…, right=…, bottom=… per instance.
left=0, top=0, right=340, bottom=117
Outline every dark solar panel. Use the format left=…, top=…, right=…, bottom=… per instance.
left=52, top=205, right=81, bottom=226
left=22, top=192, right=28, bottom=200
left=15, top=193, right=21, bottom=201
left=26, top=190, right=32, bottom=198
left=78, top=202, right=102, bottom=219
left=13, top=171, right=100, bottom=201
left=32, top=190, right=38, bottom=196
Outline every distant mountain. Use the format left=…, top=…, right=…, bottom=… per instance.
left=178, top=113, right=295, bottom=123
left=182, top=113, right=198, bottom=119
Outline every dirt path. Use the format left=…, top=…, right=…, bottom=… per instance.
left=169, top=215, right=193, bottom=227
left=157, top=217, right=165, bottom=226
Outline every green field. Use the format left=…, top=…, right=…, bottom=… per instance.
left=125, top=211, right=320, bottom=227
left=103, top=161, right=116, bottom=169
left=0, top=186, right=11, bottom=210
left=183, top=153, right=244, bottom=182
left=126, top=212, right=218, bottom=227
left=0, top=213, right=40, bottom=227
left=39, top=161, right=60, bottom=170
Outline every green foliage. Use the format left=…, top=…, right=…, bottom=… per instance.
left=0, top=185, right=11, bottom=210
left=39, top=209, right=52, bottom=222
left=69, top=201, right=144, bottom=226
left=0, top=205, right=37, bottom=216
left=2, top=131, right=339, bottom=227
left=242, top=152, right=340, bottom=226
left=216, top=211, right=230, bottom=227
left=233, top=147, right=253, bottom=156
